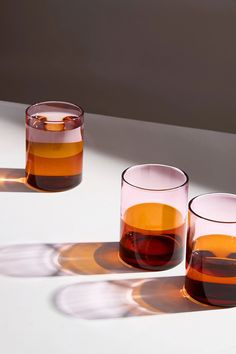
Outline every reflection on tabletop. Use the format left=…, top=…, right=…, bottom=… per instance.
left=54, top=276, right=218, bottom=320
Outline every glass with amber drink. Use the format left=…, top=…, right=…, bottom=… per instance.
left=26, top=101, right=84, bottom=192
left=119, top=164, right=189, bottom=270
left=185, top=193, right=236, bottom=307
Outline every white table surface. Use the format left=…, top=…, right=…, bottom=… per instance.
left=0, top=100, right=235, bottom=354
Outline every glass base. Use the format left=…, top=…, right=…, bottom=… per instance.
left=26, top=173, right=82, bottom=192
left=119, top=245, right=183, bottom=271
left=184, top=278, right=236, bottom=307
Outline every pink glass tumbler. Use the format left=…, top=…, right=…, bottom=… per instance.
left=26, top=101, right=84, bottom=192
left=185, top=193, right=236, bottom=307
left=119, top=164, right=189, bottom=270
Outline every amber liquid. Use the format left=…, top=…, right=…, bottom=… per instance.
left=26, top=113, right=83, bottom=191
left=185, top=234, right=236, bottom=307
left=119, top=203, right=186, bottom=270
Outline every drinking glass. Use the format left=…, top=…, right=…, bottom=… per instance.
left=26, top=101, right=84, bottom=191
left=185, top=193, right=236, bottom=307
left=119, top=164, right=189, bottom=270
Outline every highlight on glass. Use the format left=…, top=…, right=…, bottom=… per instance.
left=185, top=193, right=236, bottom=307
left=119, top=164, right=189, bottom=271
left=26, top=101, right=84, bottom=192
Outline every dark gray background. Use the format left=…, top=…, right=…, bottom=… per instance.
left=0, top=0, right=236, bottom=132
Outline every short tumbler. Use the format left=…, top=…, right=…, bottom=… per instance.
left=185, top=193, right=236, bottom=307
left=119, top=164, right=189, bottom=270
left=26, top=101, right=84, bottom=191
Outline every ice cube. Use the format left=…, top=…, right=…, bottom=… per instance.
left=63, top=116, right=79, bottom=130
left=31, top=115, right=47, bottom=130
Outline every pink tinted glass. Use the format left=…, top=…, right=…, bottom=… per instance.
left=185, top=193, right=236, bottom=307
left=26, top=101, right=84, bottom=192
left=119, top=164, right=189, bottom=271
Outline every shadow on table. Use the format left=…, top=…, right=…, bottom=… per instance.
left=86, top=114, right=236, bottom=193
left=0, top=242, right=220, bottom=318
left=0, top=168, right=37, bottom=192
left=54, top=276, right=218, bottom=320
left=0, top=103, right=235, bottom=194
left=0, top=101, right=25, bottom=126
left=0, top=242, right=144, bottom=277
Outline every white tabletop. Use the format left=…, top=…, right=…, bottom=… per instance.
left=0, top=100, right=235, bottom=354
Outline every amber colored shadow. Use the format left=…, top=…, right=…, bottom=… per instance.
left=0, top=242, right=143, bottom=277
left=59, top=242, right=143, bottom=275
left=0, top=168, right=38, bottom=192
left=0, top=243, right=222, bottom=318
left=54, top=276, right=219, bottom=320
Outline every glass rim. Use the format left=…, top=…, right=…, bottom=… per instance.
left=26, top=100, right=84, bottom=122
left=121, top=163, right=189, bottom=192
left=189, top=192, right=236, bottom=224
